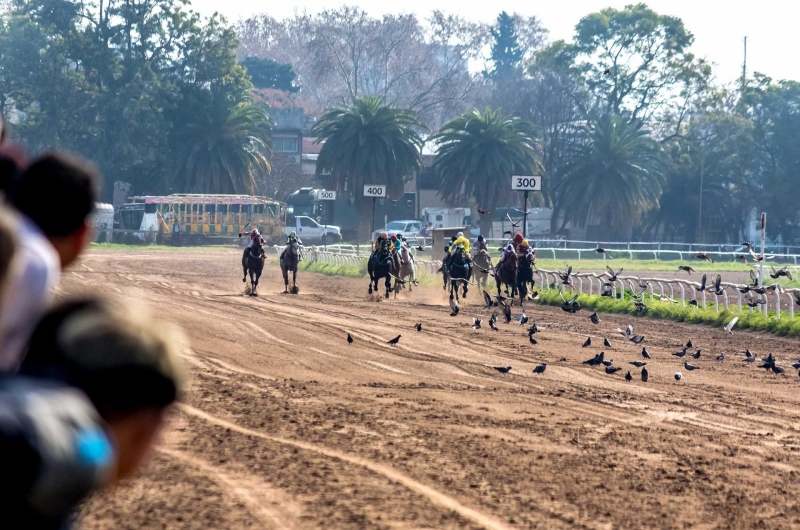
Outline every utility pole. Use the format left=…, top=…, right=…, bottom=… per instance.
left=741, top=36, right=748, bottom=98
left=697, top=157, right=704, bottom=243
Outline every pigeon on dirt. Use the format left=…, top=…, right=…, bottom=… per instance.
left=582, top=337, right=592, bottom=348
left=642, top=347, right=651, bottom=359
left=583, top=352, right=605, bottom=366
left=493, top=366, right=512, bottom=374
left=674, top=372, right=683, bottom=381
left=590, top=312, right=600, bottom=325
left=489, top=320, right=498, bottom=331
left=625, top=371, right=632, bottom=382
left=631, top=335, right=645, bottom=345
left=686, top=340, right=693, bottom=348
left=482, top=290, right=494, bottom=309
left=618, top=325, right=633, bottom=340
left=673, top=348, right=688, bottom=358
left=791, top=361, right=800, bottom=370
left=533, top=363, right=547, bottom=374
left=347, top=333, right=353, bottom=344
left=744, top=349, right=757, bottom=363
left=603, top=338, right=612, bottom=348
left=528, top=323, right=538, bottom=336
left=518, top=310, right=528, bottom=325
left=605, top=366, right=622, bottom=375
left=415, top=323, right=422, bottom=332
left=387, top=335, right=401, bottom=345
left=691, top=350, right=702, bottom=359
left=529, top=335, right=538, bottom=345
left=641, top=367, right=649, bottom=382
left=472, top=318, right=482, bottom=330
left=630, top=361, right=647, bottom=368
left=449, top=297, right=459, bottom=316
left=771, top=364, right=785, bottom=375
left=724, top=317, right=739, bottom=334
left=602, top=359, right=614, bottom=367
left=684, top=362, right=699, bottom=371
left=501, top=301, right=512, bottom=323
left=716, top=353, right=725, bottom=362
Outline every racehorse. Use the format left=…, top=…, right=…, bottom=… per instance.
left=394, top=245, right=417, bottom=296
left=495, top=252, right=518, bottom=300
left=280, top=239, right=300, bottom=294
left=242, top=242, right=266, bottom=296
left=448, top=245, right=472, bottom=302
left=368, top=246, right=394, bottom=298
left=439, top=252, right=451, bottom=291
left=516, top=251, right=535, bottom=304
left=473, top=248, right=493, bottom=292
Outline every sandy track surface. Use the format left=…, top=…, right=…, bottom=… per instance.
left=70, top=248, right=800, bottom=529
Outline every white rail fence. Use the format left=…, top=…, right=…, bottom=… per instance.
left=305, top=248, right=799, bottom=320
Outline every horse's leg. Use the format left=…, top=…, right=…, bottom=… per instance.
left=384, top=274, right=391, bottom=298
left=242, top=262, right=247, bottom=283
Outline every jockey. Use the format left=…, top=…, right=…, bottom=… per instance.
left=517, top=238, right=530, bottom=256
left=449, top=231, right=471, bottom=256
left=498, top=243, right=515, bottom=266
left=280, top=231, right=303, bottom=261
left=512, top=232, right=524, bottom=251
left=374, top=231, right=389, bottom=252
left=239, top=228, right=265, bottom=260
left=474, top=234, right=488, bottom=253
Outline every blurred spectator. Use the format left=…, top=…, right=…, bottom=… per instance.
left=0, top=206, right=18, bottom=309
left=0, top=114, right=27, bottom=201
left=2, top=297, right=183, bottom=528
left=0, top=153, right=98, bottom=370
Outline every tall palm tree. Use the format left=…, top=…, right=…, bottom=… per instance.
left=556, top=114, right=664, bottom=237
left=171, top=84, right=272, bottom=194
left=431, top=108, right=540, bottom=233
left=313, top=95, right=424, bottom=237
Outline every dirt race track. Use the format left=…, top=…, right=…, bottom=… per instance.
left=68, top=248, right=800, bottom=530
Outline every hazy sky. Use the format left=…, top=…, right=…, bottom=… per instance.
left=191, top=0, right=798, bottom=86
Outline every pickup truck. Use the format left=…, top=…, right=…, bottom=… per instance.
left=285, top=216, right=342, bottom=245
left=373, top=220, right=426, bottom=243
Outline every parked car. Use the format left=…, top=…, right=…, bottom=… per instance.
left=373, top=220, right=425, bottom=242
left=285, top=216, right=342, bottom=245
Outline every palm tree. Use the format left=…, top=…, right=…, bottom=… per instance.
left=312, top=95, right=423, bottom=238
left=171, top=84, right=272, bottom=194
left=431, top=108, right=540, bottom=233
left=556, top=114, right=664, bottom=237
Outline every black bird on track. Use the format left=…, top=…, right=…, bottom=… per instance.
left=641, top=366, right=649, bottom=382
left=533, top=363, right=547, bottom=374
left=642, top=347, right=651, bottom=359
left=582, top=337, right=592, bottom=348
left=584, top=352, right=605, bottom=366
left=684, top=362, right=699, bottom=371
left=716, top=353, right=725, bottom=362
left=602, top=359, right=614, bottom=367
left=415, top=323, right=422, bottom=332
left=472, top=318, right=482, bottom=330
left=590, top=312, right=600, bottom=325
left=625, top=371, right=632, bottom=382
left=686, top=340, right=693, bottom=349
left=677, top=265, right=696, bottom=275
left=691, top=350, right=702, bottom=359
left=347, top=333, right=353, bottom=344
left=673, top=348, right=688, bottom=358
left=489, top=320, right=498, bottom=331
left=494, top=366, right=512, bottom=374
left=528, top=323, right=539, bottom=336
left=630, top=361, right=647, bottom=368
left=387, top=335, right=401, bottom=345
left=631, top=335, right=645, bottom=345
left=693, top=253, right=714, bottom=263
left=603, top=338, right=612, bottom=348
left=501, top=300, right=512, bottom=323
left=709, top=274, right=725, bottom=296
left=772, top=364, right=785, bottom=375
left=605, top=366, right=622, bottom=375
left=529, top=335, right=538, bottom=345
left=688, top=299, right=699, bottom=307
left=675, top=372, right=683, bottom=381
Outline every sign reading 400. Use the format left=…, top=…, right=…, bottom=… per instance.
left=363, top=185, right=386, bottom=198
left=511, top=175, right=542, bottom=191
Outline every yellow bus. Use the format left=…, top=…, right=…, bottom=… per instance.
left=119, top=194, right=285, bottom=244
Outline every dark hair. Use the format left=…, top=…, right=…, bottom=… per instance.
left=20, top=298, right=183, bottom=417
left=13, top=153, right=98, bottom=237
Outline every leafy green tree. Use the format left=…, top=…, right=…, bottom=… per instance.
left=432, top=108, right=539, bottom=233
left=241, top=57, right=299, bottom=92
left=557, top=114, right=664, bottom=237
left=486, top=11, right=523, bottom=82
left=170, top=85, right=272, bottom=194
left=312, top=95, right=423, bottom=237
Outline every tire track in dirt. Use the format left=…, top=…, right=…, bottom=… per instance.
left=178, top=404, right=513, bottom=530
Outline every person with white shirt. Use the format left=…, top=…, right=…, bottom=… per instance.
left=0, top=153, right=98, bottom=370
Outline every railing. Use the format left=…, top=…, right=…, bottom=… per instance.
left=305, top=249, right=799, bottom=320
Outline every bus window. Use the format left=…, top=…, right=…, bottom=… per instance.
left=145, top=203, right=156, bottom=214
left=204, top=203, right=214, bottom=224
left=217, top=204, right=228, bottom=224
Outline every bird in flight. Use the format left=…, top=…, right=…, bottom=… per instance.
left=692, top=253, right=714, bottom=263
left=596, top=248, right=613, bottom=259
left=724, top=317, right=739, bottom=334
left=472, top=318, right=482, bottom=330
left=605, top=266, right=623, bottom=283
left=695, top=274, right=708, bottom=292
left=677, top=265, right=696, bottom=275
left=770, top=266, right=792, bottom=281
left=476, top=207, right=492, bottom=215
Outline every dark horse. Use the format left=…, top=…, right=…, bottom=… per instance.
left=495, top=252, right=518, bottom=300
left=448, top=246, right=472, bottom=302
left=516, top=251, right=535, bottom=304
left=242, top=243, right=266, bottom=296
left=368, top=246, right=394, bottom=298
left=280, top=240, right=300, bottom=294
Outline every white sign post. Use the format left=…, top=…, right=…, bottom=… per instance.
left=318, top=190, right=337, bottom=201
left=364, top=185, right=387, bottom=244
left=511, top=176, right=542, bottom=237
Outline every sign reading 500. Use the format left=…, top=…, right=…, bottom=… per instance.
left=511, top=176, right=542, bottom=191
left=363, top=185, right=386, bottom=198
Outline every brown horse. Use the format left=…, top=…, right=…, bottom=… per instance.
left=280, top=239, right=300, bottom=294
left=242, top=244, right=266, bottom=296
left=495, top=252, right=518, bottom=300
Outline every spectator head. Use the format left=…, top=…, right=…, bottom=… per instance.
left=13, top=153, right=98, bottom=268
left=20, top=298, right=184, bottom=483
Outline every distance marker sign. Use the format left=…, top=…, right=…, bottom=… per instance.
left=511, top=176, right=542, bottom=191
left=318, top=190, right=336, bottom=200
left=363, top=185, right=386, bottom=198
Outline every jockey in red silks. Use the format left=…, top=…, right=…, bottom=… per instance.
left=239, top=228, right=265, bottom=260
